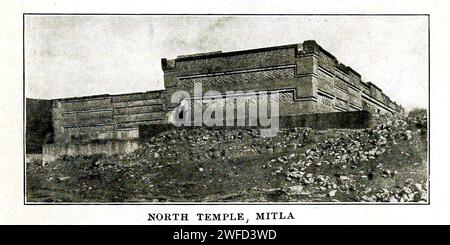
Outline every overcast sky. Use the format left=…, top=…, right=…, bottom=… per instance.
left=25, top=15, right=428, bottom=109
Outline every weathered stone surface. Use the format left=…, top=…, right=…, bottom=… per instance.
left=163, top=40, right=404, bottom=120
left=52, top=90, right=165, bottom=144
left=28, top=40, right=404, bottom=160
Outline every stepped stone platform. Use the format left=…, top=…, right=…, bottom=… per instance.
left=26, top=40, right=404, bottom=163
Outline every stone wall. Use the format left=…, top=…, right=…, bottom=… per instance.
left=52, top=90, right=164, bottom=143
left=314, top=44, right=403, bottom=115
left=138, top=110, right=373, bottom=141
left=42, top=140, right=140, bottom=164
left=30, top=40, right=404, bottom=162
left=161, top=43, right=317, bottom=121
left=161, top=40, right=403, bottom=123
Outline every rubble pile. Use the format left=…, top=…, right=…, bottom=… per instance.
left=277, top=113, right=428, bottom=202
left=26, top=110, right=428, bottom=202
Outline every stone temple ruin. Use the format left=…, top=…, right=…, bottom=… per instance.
left=25, top=40, right=404, bottom=163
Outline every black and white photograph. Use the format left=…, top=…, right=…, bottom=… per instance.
left=7, top=0, right=450, bottom=229
left=24, top=14, right=429, bottom=204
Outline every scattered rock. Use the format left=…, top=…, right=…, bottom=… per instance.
left=339, top=176, right=349, bottom=181
left=57, top=176, right=70, bottom=182
left=329, top=190, right=337, bottom=197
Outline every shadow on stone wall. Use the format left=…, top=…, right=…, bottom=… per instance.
left=139, top=110, right=373, bottom=140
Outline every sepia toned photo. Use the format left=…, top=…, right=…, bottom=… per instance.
left=24, top=14, right=429, bottom=203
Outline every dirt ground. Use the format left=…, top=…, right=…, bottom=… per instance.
left=26, top=109, right=428, bottom=203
